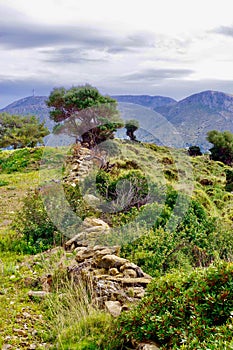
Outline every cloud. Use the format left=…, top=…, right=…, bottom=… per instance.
left=41, top=47, right=108, bottom=64
left=0, top=76, right=52, bottom=96
left=0, top=4, right=156, bottom=53
left=122, top=68, right=194, bottom=82
left=211, top=26, right=233, bottom=37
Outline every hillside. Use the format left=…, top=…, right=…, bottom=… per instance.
left=1, top=89, right=233, bottom=150
left=157, top=90, right=233, bottom=150
left=113, top=94, right=176, bottom=109
left=0, top=96, right=54, bottom=130
left=0, top=141, right=233, bottom=349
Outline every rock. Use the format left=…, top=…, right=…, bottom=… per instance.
left=13, top=328, right=27, bottom=336
left=41, top=274, right=53, bottom=292
left=106, top=276, right=152, bottom=286
left=83, top=194, right=100, bottom=207
left=109, top=268, right=119, bottom=276
left=65, top=218, right=110, bottom=250
left=75, top=247, right=95, bottom=262
left=123, top=268, right=137, bottom=278
left=82, top=217, right=110, bottom=231
left=137, top=342, right=160, bottom=350
left=2, top=345, right=12, bottom=350
left=28, top=290, right=49, bottom=299
left=105, top=300, right=122, bottom=317
left=120, top=262, right=145, bottom=277
left=131, top=287, right=146, bottom=298
left=23, top=277, right=39, bottom=288
left=99, top=254, right=128, bottom=269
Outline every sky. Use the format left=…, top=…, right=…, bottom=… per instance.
left=0, top=0, right=233, bottom=107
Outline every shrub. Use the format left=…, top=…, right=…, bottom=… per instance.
left=0, top=148, right=43, bottom=173
left=12, top=189, right=60, bottom=253
left=114, top=262, right=233, bottom=349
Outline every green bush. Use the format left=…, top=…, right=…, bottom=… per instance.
left=0, top=148, right=43, bottom=173
left=121, top=198, right=218, bottom=276
left=12, top=189, right=60, bottom=253
left=113, top=262, right=233, bottom=349
left=0, top=179, right=9, bottom=187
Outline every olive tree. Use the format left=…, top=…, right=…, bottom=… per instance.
left=207, top=130, right=233, bottom=165
left=46, top=85, right=124, bottom=147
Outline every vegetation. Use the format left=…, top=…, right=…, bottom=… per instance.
left=0, top=113, right=49, bottom=149
left=46, top=85, right=124, bottom=147
left=111, top=262, right=233, bottom=349
left=125, top=119, right=139, bottom=141
left=1, top=118, right=233, bottom=348
left=207, top=130, right=233, bottom=165
left=188, top=145, right=202, bottom=157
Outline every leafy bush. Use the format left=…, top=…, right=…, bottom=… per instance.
left=12, top=189, right=60, bottom=253
left=121, top=197, right=219, bottom=276
left=225, top=169, right=233, bottom=192
left=0, top=148, right=43, bottom=173
left=0, top=179, right=9, bottom=187
left=113, top=262, right=233, bottom=349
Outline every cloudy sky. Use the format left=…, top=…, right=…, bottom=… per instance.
left=0, top=0, right=233, bottom=107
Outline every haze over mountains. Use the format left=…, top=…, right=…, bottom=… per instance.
left=1, top=90, right=233, bottom=150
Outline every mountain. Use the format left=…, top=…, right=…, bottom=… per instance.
left=1, top=90, right=233, bottom=150
left=0, top=96, right=54, bottom=130
left=116, top=102, right=185, bottom=148
left=113, top=94, right=176, bottom=109
left=157, top=90, right=233, bottom=150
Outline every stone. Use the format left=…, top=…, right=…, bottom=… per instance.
left=99, top=254, right=128, bottom=269
left=23, top=277, right=39, bottom=288
left=75, top=247, right=95, bottom=262
left=109, top=268, right=119, bottom=276
left=105, top=300, right=122, bottom=317
left=131, top=287, right=146, bottom=298
left=28, top=290, right=49, bottom=299
left=137, top=342, right=160, bottom=350
left=120, top=262, right=145, bottom=277
left=123, top=269, right=137, bottom=278
left=83, top=194, right=101, bottom=207
left=13, top=328, right=27, bottom=336
left=106, top=276, right=152, bottom=286
left=82, top=217, right=110, bottom=231
left=2, top=345, right=12, bottom=350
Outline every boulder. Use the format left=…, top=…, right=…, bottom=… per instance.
left=99, top=254, right=128, bottom=269
left=137, top=342, right=160, bottom=350
left=109, top=268, right=119, bottom=276
left=83, top=194, right=101, bottom=207
left=105, top=300, right=122, bottom=317
left=82, top=217, right=110, bottom=231
left=28, top=290, right=49, bottom=299
left=123, top=269, right=137, bottom=278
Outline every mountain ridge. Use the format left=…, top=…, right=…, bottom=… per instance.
left=1, top=90, right=233, bottom=150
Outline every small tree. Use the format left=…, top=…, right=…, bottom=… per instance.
left=46, top=85, right=124, bottom=147
left=188, top=145, right=202, bottom=157
left=125, top=119, right=139, bottom=141
left=0, top=113, right=49, bottom=149
left=207, top=130, right=233, bottom=165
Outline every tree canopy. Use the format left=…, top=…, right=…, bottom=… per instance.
left=207, top=130, right=233, bottom=165
left=188, top=145, right=202, bottom=157
left=46, top=85, right=124, bottom=147
left=125, top=119, right=139, bottom=141
left=0, top=113, right=49, bottom=149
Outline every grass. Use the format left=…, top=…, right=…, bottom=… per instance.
left=0, top=142, right=233, bottom=349
left=0, top=251, right=53, bottom=349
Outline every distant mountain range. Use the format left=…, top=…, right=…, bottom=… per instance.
left=1, top=90, right=233, bottom=150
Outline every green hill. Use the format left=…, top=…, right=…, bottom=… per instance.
left=0, top=140, right=233, bottom=349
